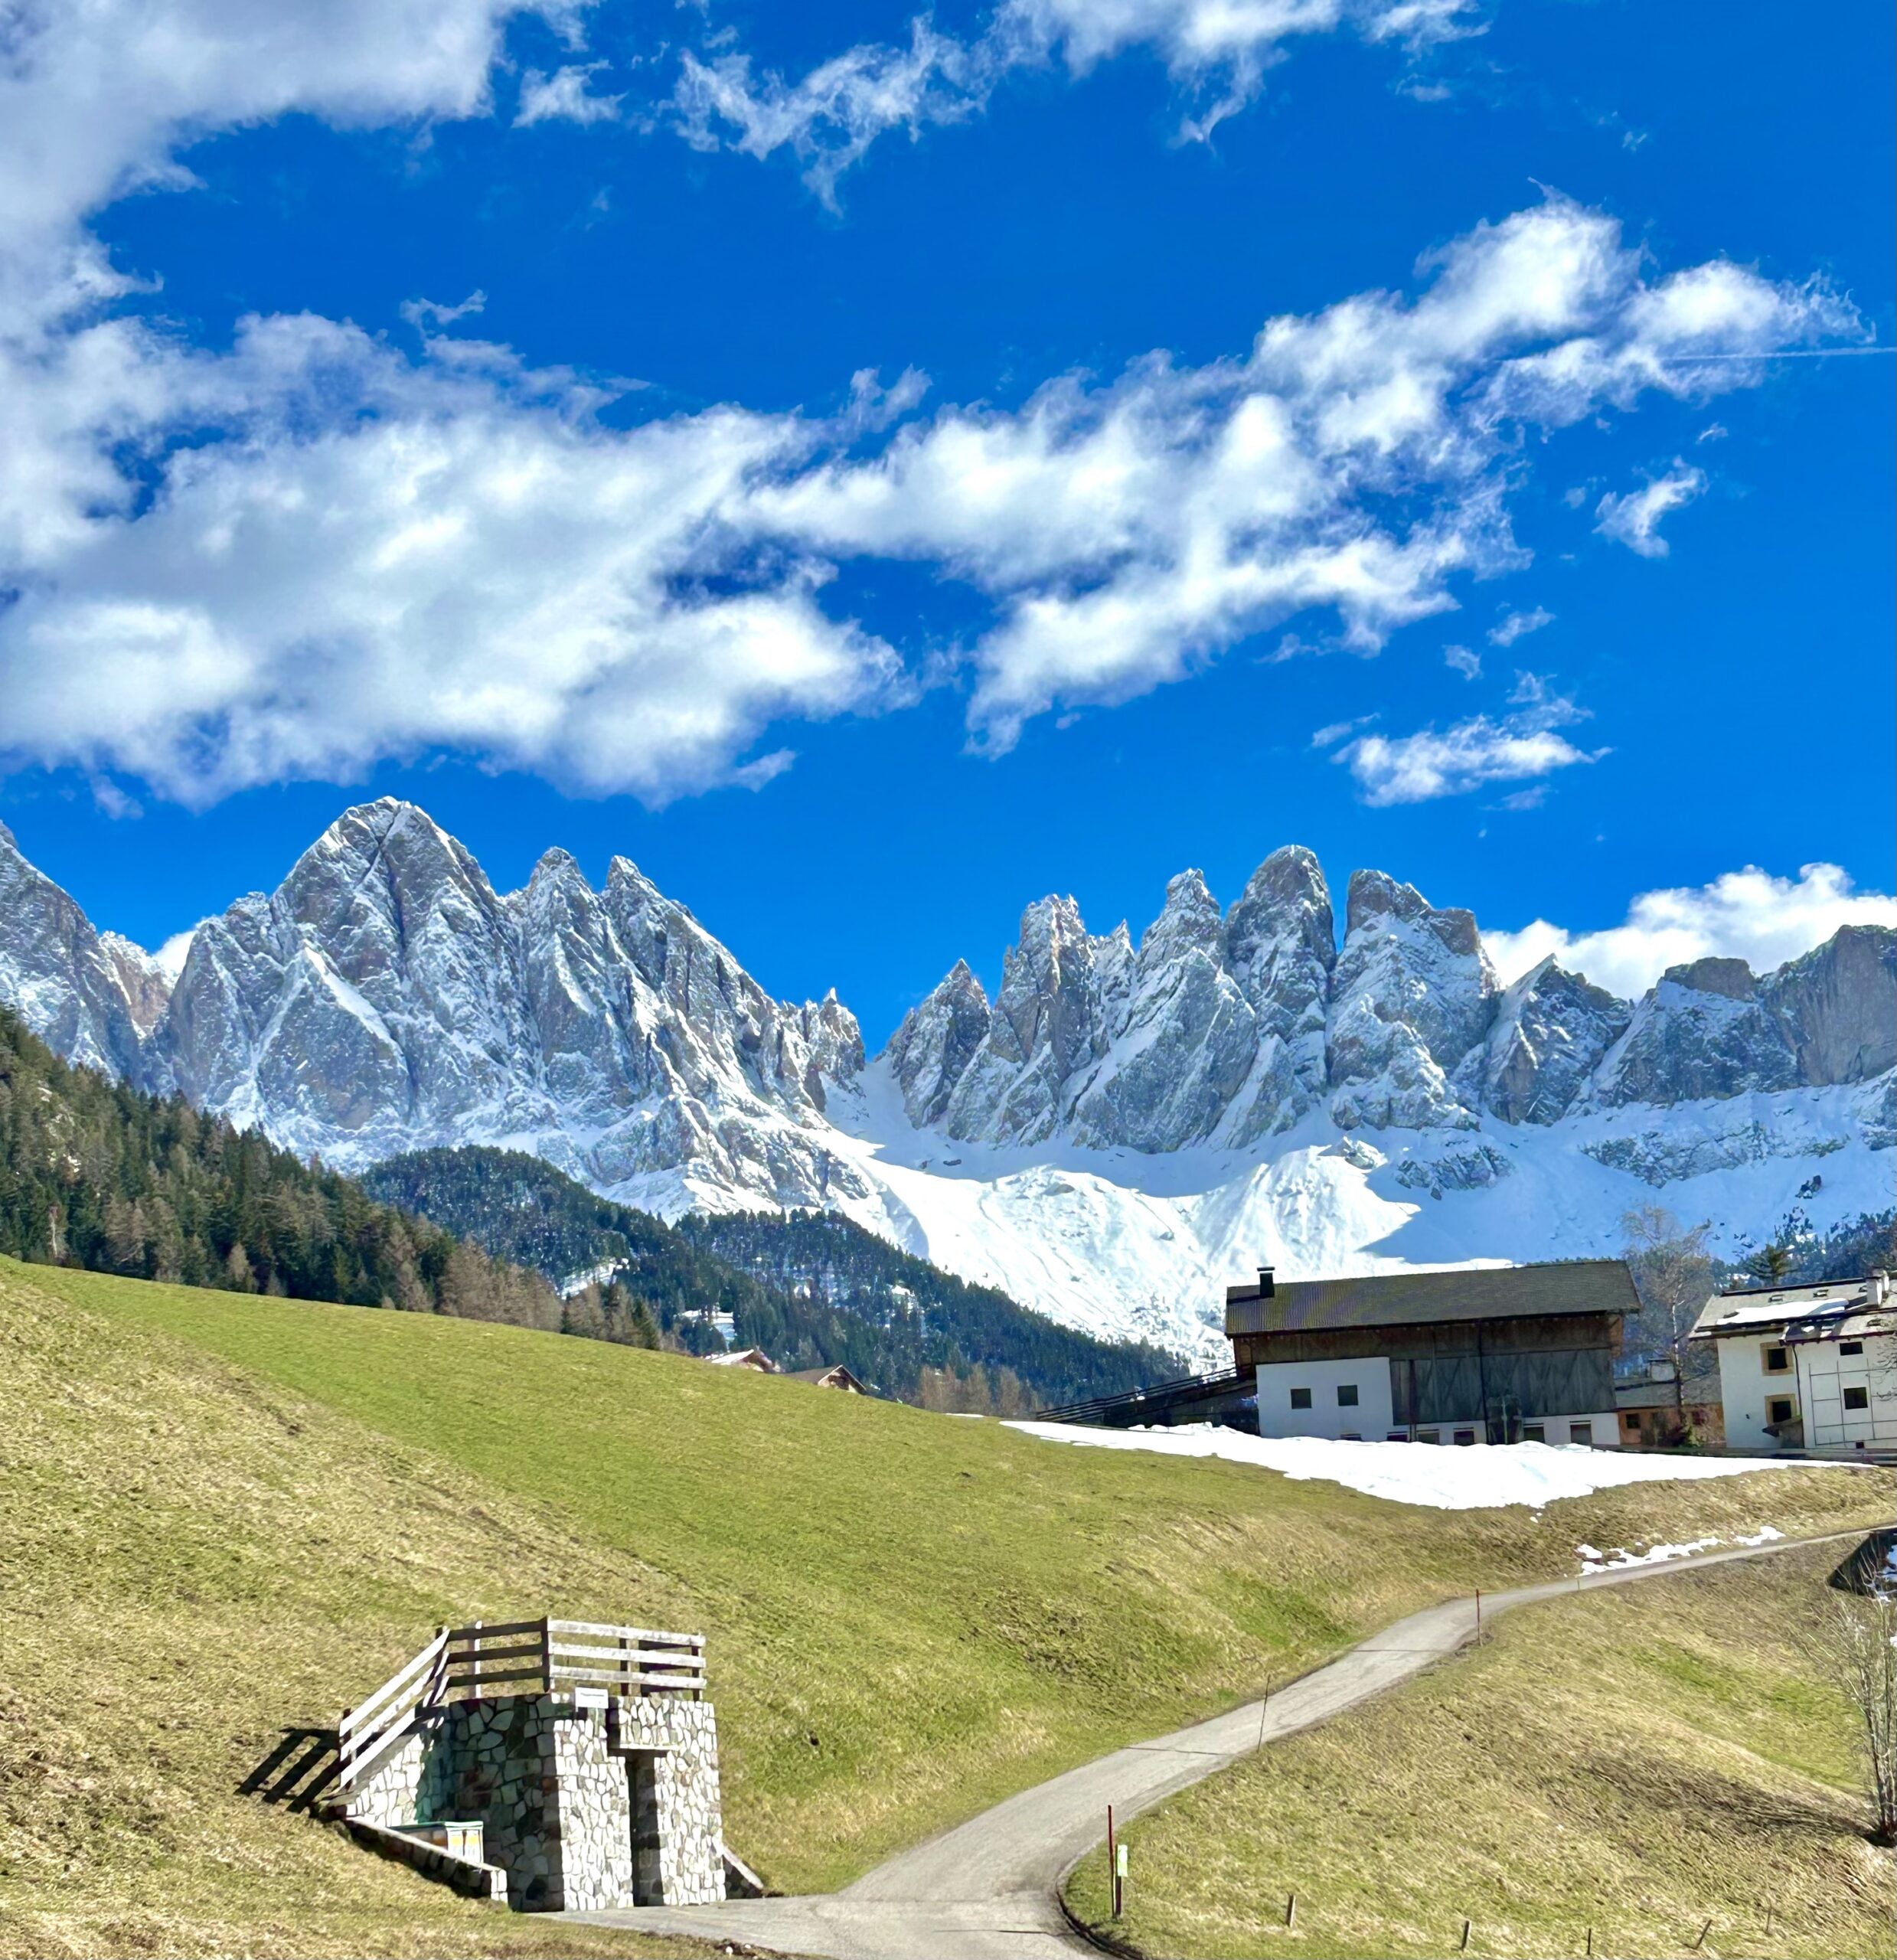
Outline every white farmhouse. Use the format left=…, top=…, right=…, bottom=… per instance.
left=1690, top=1269, right=1896, bottom=1457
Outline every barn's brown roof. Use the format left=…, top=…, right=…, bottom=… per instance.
left=1225, top=1259, right=1639, bottom=1338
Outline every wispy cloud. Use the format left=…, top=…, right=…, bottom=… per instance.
left=1334, top=680, right=1605, bottom=805
left=1311, top=714, right=1379, bottom=749
left=400, top=291, right=488, bottom=331
left=1595, top=462, right=1706, bottom=557
left=1443, top=643, right=1481, bottom=678
left=516, top=64, right=624, bottom=128
left=1484, top=864, right=1897, bottom=998
left=1487, top=605, right=1552, bottom=646
left=670, top=0, right=1484, bottom=200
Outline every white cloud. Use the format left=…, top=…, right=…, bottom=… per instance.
left=1443, top=642, right=1481, bottom=677
left=400, top=291, right=488, bottom=331
left=515, top=63, right=623, bottom=127
left=1484, top=864, right=1897, bottom=998
left=1311, top=714, right=1377, bottom=747
left=1595, top=461, right=1706, bottom=557
left=1334, top=681, right=1604, bottom=805
left=1487, top=605, right=1551, bottom=645
left=671, top=0, right=1482, bottom=196
left=0, top=5, right=1864, bottom=808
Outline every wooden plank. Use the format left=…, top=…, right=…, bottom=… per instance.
left=439, top=1664, right=546, bottom=1694
left=547, top=1620, right=704, bottom=1647
left=545, top=1642, right=704, bottom=1669
left=547, top=1664, right=705, bottom=1689
left=442, top=1618, right=546, bottom=1645
left=443, top=1641, right=544, bottom=1670
left=338, top=1632, right=449, bottom=1739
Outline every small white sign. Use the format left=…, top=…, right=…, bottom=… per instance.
left=1116, top=1845, right=1129, bottom=1878
left=573, top=1686, right=609, bottom=1710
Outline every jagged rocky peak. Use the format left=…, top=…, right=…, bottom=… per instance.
left=1762, top=924, right=1897, bottom=1086
left=1591, top=923, right=1897, bottom=1111
left=1470, top=957, right=1632, bottom=1126
left=1068, top=870, right=1257, bottom=1154
left=1326, top=870, right=1499, bottom=1132
left=1220, top=847, right=1335, bottom=1143
left=1664, top=955, right=1756, bottom=1001
left=887, top=959, right=991, bottom=1128
left=97, top=933, right=176, bottom=1039
left=0, top=818, right=156, bottom=1083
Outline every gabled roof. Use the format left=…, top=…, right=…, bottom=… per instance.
left=1225, top=1259, right=1639, bottom=1337
left=786, top=1364, right=870, bottom=1391
left=1690, top=1277, right=1880, bottom=1341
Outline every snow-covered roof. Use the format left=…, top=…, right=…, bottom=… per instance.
left=1785, top=1309, right=1897, bottom=1347
left=1690, top=1276, right=1878, bottom=1340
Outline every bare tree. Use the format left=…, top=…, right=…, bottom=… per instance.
left=1621, top=1206, right=1715, bottom=1391
left=1804, top=1587, right=1897, bottom=1844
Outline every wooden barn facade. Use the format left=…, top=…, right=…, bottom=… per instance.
left=1226, top=1260, right=1640, bottom=1448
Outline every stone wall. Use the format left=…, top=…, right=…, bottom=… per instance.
left=342, top=1711, right=452, bottom=1831
left=615, top=1697, right=726, bottom=1906
left=341, top=1692, right=726, bottom=1912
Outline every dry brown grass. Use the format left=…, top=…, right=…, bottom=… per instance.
left=1065, top=1540, right=1897, bottom=1959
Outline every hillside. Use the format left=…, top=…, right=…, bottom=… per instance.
left=0, top=1007, right=555, bottom=1328
left=2, top=1258, right=1888, bottom=1956
left=1066, top=1540, right=1895, bottom=1959
left=361, top=1145, right=1180, bottom=1410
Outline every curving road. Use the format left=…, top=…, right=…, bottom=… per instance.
left=564, top=1530, right=1868, bottom=1959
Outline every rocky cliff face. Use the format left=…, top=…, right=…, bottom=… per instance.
left=18, top=799, right=867, bottom=1208
left=0, top=822, right=153, bottom=1083
left=1, top=799, right=1890, bottom=1350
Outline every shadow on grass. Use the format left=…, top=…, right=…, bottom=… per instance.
left=240, top=1726, right=341, bottom=1814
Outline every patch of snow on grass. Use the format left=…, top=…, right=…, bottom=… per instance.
left=1004, top=1422, right=1821, bottom=1511
left=1579, top=1537, right=1721, bottom=1573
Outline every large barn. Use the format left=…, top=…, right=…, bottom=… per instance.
left=1225, top=1261, right=1641, bottom=1448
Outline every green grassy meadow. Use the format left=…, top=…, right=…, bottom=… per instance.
left=2, top=1257, right=1888, bottom=1955
left=1063, top=1541, right=1896, bottom=1960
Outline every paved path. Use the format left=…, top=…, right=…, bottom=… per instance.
left=565, top=1530, right=1866, bottom=1959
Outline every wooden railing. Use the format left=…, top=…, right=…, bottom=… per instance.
left=335, top=1627, right=451, bottom=1795
left=439, top=1619, right=707, bottom=1702
left=333, top=1616, right=706, bottom=1797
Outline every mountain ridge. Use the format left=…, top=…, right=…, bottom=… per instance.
left=2, top=798, right=1890, bottom=1355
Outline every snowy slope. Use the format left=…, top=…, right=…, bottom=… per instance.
left=1, top=801, right=1890, bottom=1359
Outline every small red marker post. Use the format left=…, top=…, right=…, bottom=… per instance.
left=1107, top=1805, right=1118, bottom=1918
left=1474, top=1587, right=1481, bottom=1639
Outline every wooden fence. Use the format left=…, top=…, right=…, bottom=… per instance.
left=334, top=1617, right=706, bottom=1795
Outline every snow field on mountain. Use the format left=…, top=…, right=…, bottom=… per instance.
left=802, top=1069, right=1889, bottom=1358
left=1005, top=1422, right=1827, bottom=1511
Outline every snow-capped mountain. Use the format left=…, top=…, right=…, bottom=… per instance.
left=2, top=800, right=1890, bottom=1357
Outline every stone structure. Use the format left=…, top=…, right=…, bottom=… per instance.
left=341, top=1690, right=726, bottom=1910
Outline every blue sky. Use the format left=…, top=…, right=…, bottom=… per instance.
left=0, top=0, right=1890, bottom=1043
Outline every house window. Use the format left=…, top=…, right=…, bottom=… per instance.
left=1453, top=1428, right=1477, bottom=1446
left=1764, top=1346, right=1790, bottom=1372
left=1337, top=1383, right=1360, bottom=1407
left=1522, top=1423, right=1545, bottom=1442
left=1569, top=1421, right=1594, bottom=1446
left=1840, top=1341, right=1864, bottom=1357
left=1417, top=1429, right=1441, bottom=1445
left=1289, top=1387, right=1312, bottom=1410
left=1768, top=1397, right=1794, bottom=1425
left=1386, top=1431, right=1408, bottom=1442
left=1844, top=1386, right=1869, bottom=1412
left=1340, top=1431, right=1361, bottom=1442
